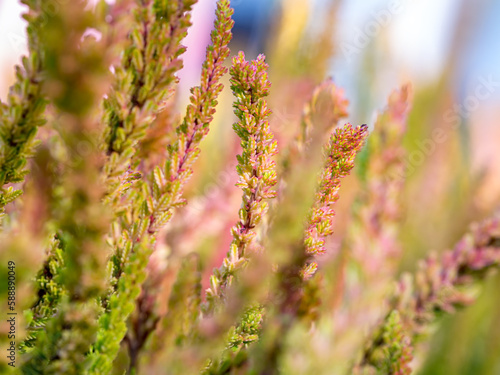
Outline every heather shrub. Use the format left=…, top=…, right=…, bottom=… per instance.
left=0, top=1, right=499, bottom=374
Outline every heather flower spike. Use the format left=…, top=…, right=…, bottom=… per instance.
left=20, top=1, right=116, bottom=372
left=205, top=52, right=277, bottom=311
left=148, top=0, right=234, bottom=231
left=351, top=85, right=412, bottom=270
left=103, top=0, right=197, bottom=202
left=336, top=86, right=412, bottom=355
left=88, top=1, right=234, bottom=372
left=22, top=0, right=144, bottom=356
left=246, top=123, right=368, bottom=374
left=356, top=310, right=413, bottom=375
left=0, top=0, right=47, bottom=223
left=280, top=78, right=349, bottom=192
left=302, top=123, right=369, bottom=279
left=358, top=216, right=500, bottom=373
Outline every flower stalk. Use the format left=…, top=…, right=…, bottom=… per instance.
left=205, top=52, right=278, bottom=311
left=0, top=0, right=47, bottom=222
left=358, top=216, right=500, bottom=373
left=302, top=123, right=369, bottom=279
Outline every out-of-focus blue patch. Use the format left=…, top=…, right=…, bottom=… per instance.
left=231, top=0, right=278, bottom=55
left=459, top=1, right=500, bottom=102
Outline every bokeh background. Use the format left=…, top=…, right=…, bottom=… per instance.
left=2, top=0, right=500, bottom=373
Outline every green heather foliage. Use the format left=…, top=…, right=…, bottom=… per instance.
left=0, top=0, right=46, bottom=222
left=1, top=1, right=500, bottom=374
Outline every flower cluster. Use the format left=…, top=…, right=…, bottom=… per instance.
left=332, top=86, right=413, bottom=357
left=395, top=216, right=500, bottom=332
left=225, top=123, right=368, bottom=375
left=13, top=1, right=234, bottom=373
left=350, top=85, right=412, bottom=273
left=303, top=123, right=368, bottom=278
left=356, top=310, right=413, bottom=375
left=359, top=216, right=500, bottom=373
left=104, top=0, right=196, bottom=185
left=281, top=78, right=349, bottom=182
left=206, top=52, right=277, bottom=311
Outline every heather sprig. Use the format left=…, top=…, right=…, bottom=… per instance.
left=86, top=238, right=153, bottom=374
left=215, top=124, right=368, bottom=373
left=203, top=304, right=264, bottom=374
left=247, top=124, right=368, bottom=375
left=302, top=123, right=369, bottom=279
left=20, top=1, right=116, bottom=372
left=0, top=0, right=47, bottom=222
left=395, top=216, right=500, bottom=333
left=113, top=0, right=232, bottom=294
left=119, top=0, right=234, bottom=245
left=22, top=0, right=201, bottom=355
left=205, top=52, right=278, bottom=311
left=86, top=2, right=234, bottom=370
left=198, top=52, right=277, bottom=373
left=356, top=310, right=413, bottom=375
left=103, top=0, right=196, bottom=202
left=350, top=85, right=412, bottom=273
left=359, top=215, right=500, bottom=373
left=20, top=0, right=140, bottom=354
left=102, top=0, right=207, bottom=294
left=274, top=80, right=350, bottom=271
left=296, top=79, right=349, bottom=155
left=20, top=237, right=65, bottom=352
left=158, top=0, right=234, bottom=218
left=333, top=86, right=412, bottom=357
left=281, top=78, right=349, bottom=182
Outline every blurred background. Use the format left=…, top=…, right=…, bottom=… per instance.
left=2, top=0, right=500, bottom=373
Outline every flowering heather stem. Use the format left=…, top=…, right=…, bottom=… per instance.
left=21, top=237, right=65, bottom=352
left=87, top=238, right=153, bottom=374
left=22, top=0, right=142, bottom=353
left=145, top=0, right=234, bottom=236
left=280, top=79, right=349, bottom=187
left=113, top=0, right=233, bottom=287
left=355, top=310, right=413, bottom=375
left=205, top=52, right=278, bottom=311
left=87, top=2, right=234, bottom=371
left=249, top=124, right=368, bottom=375
left=0, top=0, right=47, bottom=222
left=350, top=85, right=412, bottom=274
left=358, top=216, right=500, bottom=373
left=20, top=1, right=115, bottom=372
left=277, top=124, right=368, bottom=315
left=103, top=0, right=199, bottom=309
left=302, top=123, right=369, bottom=279
left=294, top=79, right=349, bottom=159
left=23, top=0, right=214, bottom=351
left=334, top=86, right=412, bottom=359
left=23, top=1, right=230, bottom=362
left=103, top=0, right=196, bottom=201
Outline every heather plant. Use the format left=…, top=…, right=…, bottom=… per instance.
left=1, top=1, right=500, bottom=375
